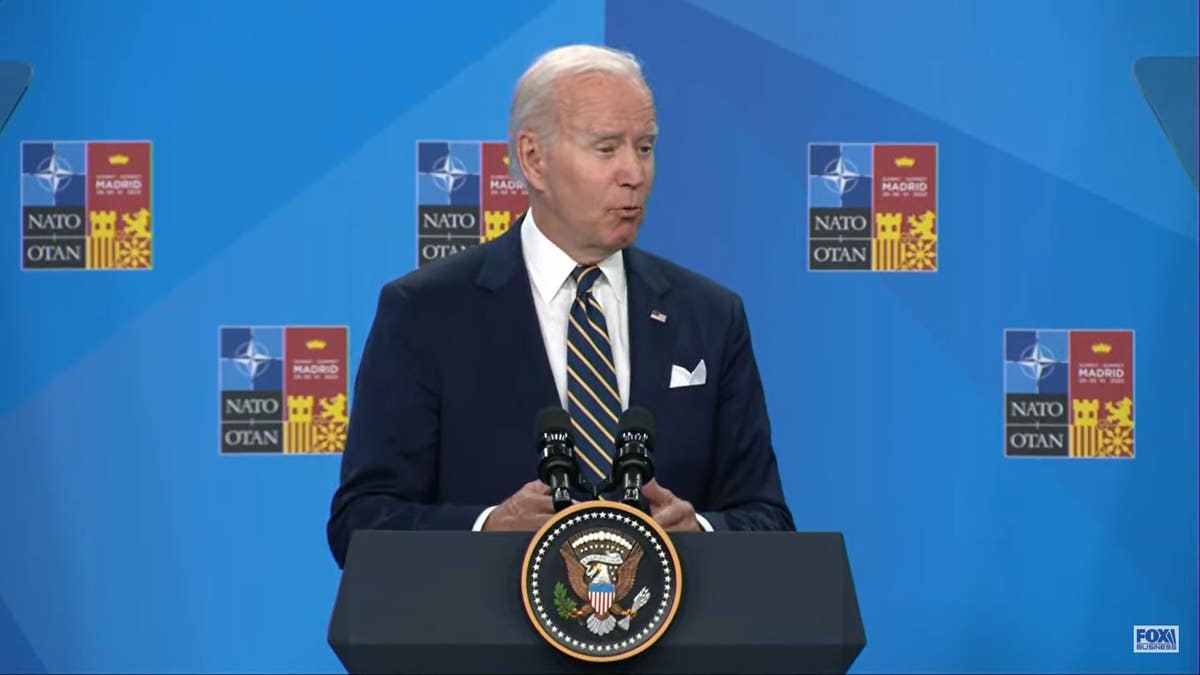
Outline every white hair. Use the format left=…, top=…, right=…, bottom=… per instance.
left=507, top=44, right=650, bottom=182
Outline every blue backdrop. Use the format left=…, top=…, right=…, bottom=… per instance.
left=1, top=0, right=1196, bottom=672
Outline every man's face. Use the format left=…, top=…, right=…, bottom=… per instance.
left=530, top=71, right=657, bottom=262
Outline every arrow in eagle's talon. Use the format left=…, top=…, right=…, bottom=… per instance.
left=630, top=587, right=650, bottom=611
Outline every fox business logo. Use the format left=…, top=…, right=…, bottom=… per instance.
left=1134, top=625, right=1179, bottom=653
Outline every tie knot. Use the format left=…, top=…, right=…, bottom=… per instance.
left=572, top=265, right=602, bottom=295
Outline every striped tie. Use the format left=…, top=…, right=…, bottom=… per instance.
left=566, top=264, right=620, bottom=483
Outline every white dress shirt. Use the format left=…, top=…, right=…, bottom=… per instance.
left=471, top=210, right=711, bottom=532
left=520, top=208, right=631, bottom=410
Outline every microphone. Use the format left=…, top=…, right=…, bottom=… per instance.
left=612, top=407, right=655, bottom=508
left=535, top=407, right=580, bottom=512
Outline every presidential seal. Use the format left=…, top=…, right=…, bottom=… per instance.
left=521, top=500, right=682, bottom=662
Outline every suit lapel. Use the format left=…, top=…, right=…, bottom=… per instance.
left=475, top=227, right=674, bottom=416
left=476, top=216, right=559, bottom=409
left=624, top=247, right=674, bottom=412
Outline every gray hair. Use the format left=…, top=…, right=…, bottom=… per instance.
left=507, top=44, right=650, bottom=183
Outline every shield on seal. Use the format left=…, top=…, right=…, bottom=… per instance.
left=589, top=582, right=615, bottom=616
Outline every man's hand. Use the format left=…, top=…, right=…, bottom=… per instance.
left=641, top=480, right=701, bottom=532
left=481, top=480, right=557, bottom=531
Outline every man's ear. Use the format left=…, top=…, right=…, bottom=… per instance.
left=517, top=129, right=548, bottom=193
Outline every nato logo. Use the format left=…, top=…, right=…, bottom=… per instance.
left=21, top=140, right=154, bottom=270
left=22, top=142, right=87, bottom=207
left=807, top=142, right=938, bottom=272
left=1004, top=330, right=1069, bottom=395
left=417, top=141, right=481, bottom=207
left=219, top=327, right=285, bottom=454
left=1004, top=329, right=1135, bottom=458
left=218, top=326, right=349, bottom=455
left=809, top=144, right=872, bottom=209
left=415, top=140, right=529, bottom=268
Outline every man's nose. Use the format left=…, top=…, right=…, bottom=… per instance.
left=615, top=146, right=646, bottom=189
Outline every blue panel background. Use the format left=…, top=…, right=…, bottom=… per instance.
left=0, top=0, right=1195, bottom=672
left=606, top=1, right=1197, bottom=672
left=0, top=1, right=604, bottom=672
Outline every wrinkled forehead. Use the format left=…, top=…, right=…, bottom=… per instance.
left=554, top=72, right=657, bottom=135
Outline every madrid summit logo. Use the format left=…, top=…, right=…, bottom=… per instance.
left=218, top=326, right=348, bottom=454
left=20, top=141, right=152, bottom=270
left=1004, top=329, right=1134, bottom=458
left=522, top=501, right=682, bottom=662
left=807, top=143, right=937, bottom=271
left=416, top=140, right=528, bottom=267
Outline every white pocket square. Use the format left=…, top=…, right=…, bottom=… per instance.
left=669, top=359, right=707, bottom=388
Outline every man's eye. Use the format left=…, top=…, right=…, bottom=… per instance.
left=597, top=146, right=616, bottom=154
left=639, top=144, right=654, bottom=154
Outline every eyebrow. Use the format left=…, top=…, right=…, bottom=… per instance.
left=585, top=129, right=659, bottom=143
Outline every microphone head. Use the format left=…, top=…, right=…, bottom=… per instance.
left=536, top=406, right=573, bottom=445
left=617, top=407, right=655, bottom=448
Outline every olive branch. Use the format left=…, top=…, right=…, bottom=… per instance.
left=553, top=582, right=578, bottom=620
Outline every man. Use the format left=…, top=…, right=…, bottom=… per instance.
left=327, top=44, right=793, bottom=568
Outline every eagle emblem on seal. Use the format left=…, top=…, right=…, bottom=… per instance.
left=555, top=529, right=652, bottom=636
left=522, top=501, right=682, bottom=661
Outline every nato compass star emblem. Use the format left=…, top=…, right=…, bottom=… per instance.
left=521, top=501, right=682, bottom=663
left=429, top=154, right=468, bottom=194
left=1018, top=343, right=1059, bottom=381
left=821, top=155, right=861, bottom=196
left=232, top=340, right=273, bottom=379
left=34, top=153, right=76, bottom=194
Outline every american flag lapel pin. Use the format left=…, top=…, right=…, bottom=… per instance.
left=650, top=310, right=667, bottom=324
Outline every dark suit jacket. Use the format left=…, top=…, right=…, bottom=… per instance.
left=328, top=218, right=793, bottom=567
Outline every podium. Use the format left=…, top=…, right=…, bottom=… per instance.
left=328, top=530, right=866, bottom=674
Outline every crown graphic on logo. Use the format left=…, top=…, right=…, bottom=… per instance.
left=502, top=154, right=511, bottom=167
left=306, top=339, right=327, bottom=350
left=108, top=154, right=130, bottom=166
left=1091, top=342, right=1112, bottom=354
left=894, top=156, right=916, bottom=168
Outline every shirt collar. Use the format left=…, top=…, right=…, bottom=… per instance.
left=520, top=207, right=627, bottom=304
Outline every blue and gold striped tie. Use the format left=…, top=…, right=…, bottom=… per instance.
left=566, top=264, right=620, bottom=482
